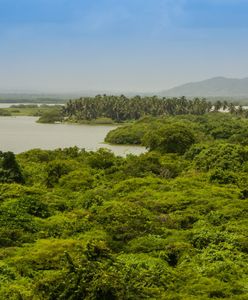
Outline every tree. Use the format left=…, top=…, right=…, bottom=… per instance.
left=0, top=151, right=24, bottom=183
left=143, top=124, right=196, bottom=154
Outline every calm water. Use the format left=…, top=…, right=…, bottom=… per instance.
left=0, top=103, right=63, bottom=108
left=0, top=116, right=146, bottom=156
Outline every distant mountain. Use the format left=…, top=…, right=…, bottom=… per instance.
left=2, top=77, right=248, bottom=102
left=160, top=77, right=248, bottom=98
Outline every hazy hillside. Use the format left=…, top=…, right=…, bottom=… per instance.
left=160, top=77, right=248, bottom=97
left=2, top=77, right=248, bottom=103
left=0, top=91, right=149, bottom=103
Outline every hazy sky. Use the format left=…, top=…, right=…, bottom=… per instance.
left=1, top=0, right=248, bottom=93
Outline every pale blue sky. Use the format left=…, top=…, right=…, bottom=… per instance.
left=1, top=0, right=248, bottom=93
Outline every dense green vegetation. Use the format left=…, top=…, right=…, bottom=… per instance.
left=105, top=113, right=248, bottom=146
left=1, top=96, right=248, bottom=125
left=0, top=108, right=11, bottom=116
left=0, top=151, right=24, bottom=184
left=1, top=112, right=248, bottom=299
left=37, top=109, right=64, bottom=124
left=63, top=95, right=213, bottom=122
left=63, top=95, right=248, bottom=123
left=0, top=104, right=64, bottom=123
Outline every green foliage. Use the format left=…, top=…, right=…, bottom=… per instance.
left=120, top=152, right=162, bottom=177
left=37, top=108, right=63, bottom=123
left=45, top=159, right=77, bottom=187
left=105, top=124, right=146, bottom=144
left=1, top=104, right=64, bottom=117
left=0, top=108, right=11, bottom=116
left=143, top=123, right=196, bottom=154
left=3, top=113, right=248, bottom=299
left=0, top=151, right=24, bottom=183
left=209, top=168, right=238, bottom=184
left=58, top=169, right=94, bottom=191
left=194, top=143, right=248, bottom=171
left=96, top=200, right=154, bottom=242
left=64, top=95, right=214, bottom=122
left=87, top=148, right=116, bottom=169
left=105, top=113, right=248, bottom=148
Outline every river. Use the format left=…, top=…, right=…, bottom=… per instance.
left=0, top=116, right=146, bottom=156
left=0, top=103, right=63, bottom=108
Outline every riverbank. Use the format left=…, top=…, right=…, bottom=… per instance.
left=0, top=104, right=132, bottom=126
left=0, top=104, right=62, bottom=116
left=0, top=116, right=146, bottom=156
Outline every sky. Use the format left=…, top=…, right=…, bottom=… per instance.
left=0, top=0, right=248, bottom=93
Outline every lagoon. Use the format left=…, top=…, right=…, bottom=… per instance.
left=0, top=116, right=146, bottom=156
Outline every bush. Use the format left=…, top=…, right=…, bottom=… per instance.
left=105, top=125, right=146, bottom=145
left=143, top=124, right=196, bottom=154
left=0, top=151, right=24, bottom=184
left=37, top=110, right=63, bottom=124
left=194, top=143, right=248, bottom=171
